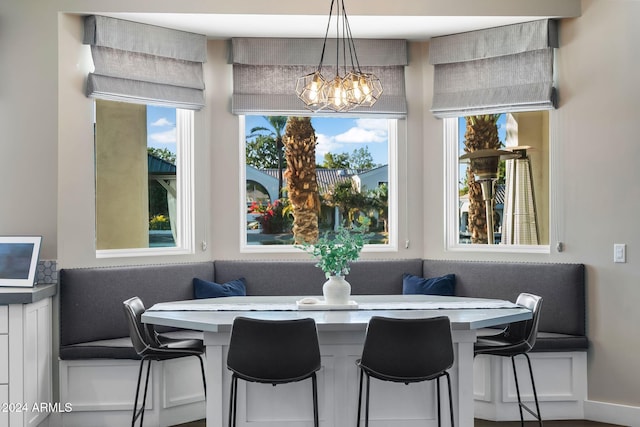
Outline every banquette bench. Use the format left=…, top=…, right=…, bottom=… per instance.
left=58, top=259, right=586, bottom=426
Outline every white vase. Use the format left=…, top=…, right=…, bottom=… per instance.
left=322, top=275, right=351, bottom=305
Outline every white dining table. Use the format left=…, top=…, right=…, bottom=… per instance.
left=143, top=294, right=531, bottom=427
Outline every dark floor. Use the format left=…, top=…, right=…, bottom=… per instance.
left=474, top=420, right=624, bottom=427
left=174, top=419, right=624, bottom=427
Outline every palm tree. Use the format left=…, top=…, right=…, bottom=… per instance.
left=247, top=116, right=288, bottom=194
left=463, top=115, right=501, bottom=244
left=283, top=117, right=320, bottom=244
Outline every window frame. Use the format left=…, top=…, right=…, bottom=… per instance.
left=443, top=116, right=551, bottom=254
left=239, top=115, right=398, bottom=254
left=96, top=108, right=195, bottom=258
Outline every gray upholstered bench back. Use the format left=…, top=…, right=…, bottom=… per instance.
left=423, top=259, right=587, bottom=351
left=213, top=259, right=423, bottom=296
left=59, top=262, right=214, bottom=360
left=58, top=258, right=586, bottom=359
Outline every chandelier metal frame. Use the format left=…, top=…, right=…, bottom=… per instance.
left=295, top=0, right=382, bottom=112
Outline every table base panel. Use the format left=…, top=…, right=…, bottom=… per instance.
left=206, top=329, right=477, bottom=427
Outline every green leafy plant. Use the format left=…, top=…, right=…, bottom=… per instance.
left=149, top=214, right=171, bottom=230
left=297, top=224, right=371, bottom=278
left=248, top=199, right=293, bottom=234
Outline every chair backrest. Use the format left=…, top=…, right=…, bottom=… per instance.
left=360, top=316, right=454, bottom=382
left=227, top=317, right=321, bottom=384
left=504, top=293, right=543, bottom=350
left=123, top=296, right=155, bottom=356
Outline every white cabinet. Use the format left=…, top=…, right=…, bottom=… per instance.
left=0, top=285, right=55, bottom=427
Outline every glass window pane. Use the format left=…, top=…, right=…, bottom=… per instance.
left=242, top=116, right=394, bottom=249
left=447, top=111, right=549, bottom=251
left=94, top=100, right=192, bottom=255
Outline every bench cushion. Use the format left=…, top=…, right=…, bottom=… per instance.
left=60, top=330, right=204, bottom=360
left=533, top=332, right=589, bottom=352
left=59, top=262, right=214, bottom=360
left=477, top=328, right=588, bottom=352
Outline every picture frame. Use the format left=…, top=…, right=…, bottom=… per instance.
left=0, top=236, right=42, bottom=287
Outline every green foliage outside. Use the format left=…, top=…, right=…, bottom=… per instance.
left=349, top=147, right=377, bottom=170
left=248, top=116, right=288, bottom=192
left=248, top=199, right=294, bottom=234
left=324, top=181, right=388, bottom=232
left=147, top=148, right=175, bottom=230
left=320, top=152, right=350, bottom=169
left=246, top=134, right=282, bottom=169
left=318, top=146, right=378, bottom=170
left=149, top=214, right=171, bottom=230
left=148, top=147, right=176, bottom=164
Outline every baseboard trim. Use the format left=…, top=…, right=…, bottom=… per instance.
left=584, top=399, right=640, bottom=426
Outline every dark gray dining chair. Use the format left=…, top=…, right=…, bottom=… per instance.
left=474, top=292, right=543, bottom=427
left=356, top=316, right=455, bottom=427
left=226, top=317, right=321, bottom=427
left=123, top=297, right=206, bottom=427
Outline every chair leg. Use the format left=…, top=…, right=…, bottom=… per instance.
left=139, top=359, right=152, bottom=427
left=356, top=368, right=364, bottom=427
left=511, top=355, right=525, bottom=426
left=311, top=373, right=319, bottom=427
left=511, top=354, right=543, bottom=427
left=445, top=372, right=455, bottom=427
left=196, top=355, right=207, bottom=397
left=132, top=358, right=145, bottom=427
left=229, top=375, right=238, bottom=427
left=436, top=376, right=442, bottom=427
left=132, top=359, right=152, bottom=427
left=364, top=374, right=371, bottom=427
left=524, top=353, right=543, bottom=427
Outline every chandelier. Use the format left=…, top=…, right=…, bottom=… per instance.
left=295, top=0, right=383, bottom=112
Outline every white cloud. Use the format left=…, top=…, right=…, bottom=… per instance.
left=314, top=118, right=389, bottom=162
left=149, top=129, right=176, bottom=144
left=355, top=118, right=388, bottom=131
left=335, top=127, right=386, bottom=144
left=150, top=117, right=173, bottom=127
left=334, top=118, right=388, bottom=145
left=315, top=133, right=342, bottom=159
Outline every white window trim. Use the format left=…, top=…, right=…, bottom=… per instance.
left=97, top=109, right=195, bottom=258
left=443, top=117, right=550, bottom=254
left=239, top=116, right=398, bottom=253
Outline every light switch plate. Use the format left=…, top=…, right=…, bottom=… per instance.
left=614, top=243, right=626, bottom=263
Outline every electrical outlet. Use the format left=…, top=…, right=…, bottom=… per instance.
left=614, top=243, right=626, bottom=263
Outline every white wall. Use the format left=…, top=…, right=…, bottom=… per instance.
left=1, top=0, right=639, bottom=421
left=558, top=0, right=640, bottom=410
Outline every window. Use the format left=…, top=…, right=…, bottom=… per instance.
left=94, top=99, right=194, bottom=257
left=445, top=111, right=550, bottom=253
left=241, top=115, right=397, bottom=252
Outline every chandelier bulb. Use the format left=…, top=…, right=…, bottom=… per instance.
left=295, top=0, right=383, bottom=111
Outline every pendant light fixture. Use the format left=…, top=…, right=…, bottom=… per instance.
left=295, top=0, right=382, bottom=112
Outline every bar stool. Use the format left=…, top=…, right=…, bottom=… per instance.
left=474, top=293, right=543, bottom=427
left=356, top=316, right=455, bottom=427
left=227, top=317, right=321, bottom=427
left=123, top=297, right=206, bottom=427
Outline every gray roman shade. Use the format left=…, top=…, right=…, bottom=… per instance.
left=231, top=38, right=408, bottom=117
left=83, top=15, right=207, bottom=110
left=429, top=19, right=558, bottom=118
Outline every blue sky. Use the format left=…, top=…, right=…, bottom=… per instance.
left=246, top=116, right=389, bottom=166
left=146, top=108, right=390, bottom=167
left=147, top=106, right=177, bottom=153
